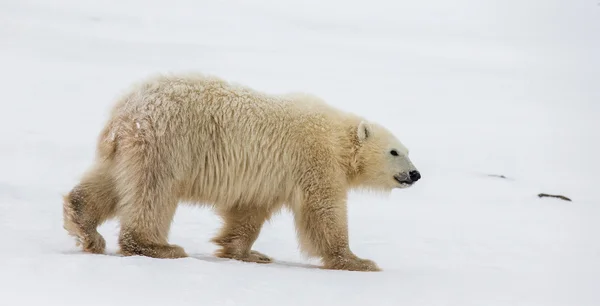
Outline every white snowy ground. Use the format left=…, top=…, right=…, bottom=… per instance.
left=1, top=0, right=599, bottom=305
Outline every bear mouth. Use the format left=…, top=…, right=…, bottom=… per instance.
left=393, top=175, right=413, bottom=186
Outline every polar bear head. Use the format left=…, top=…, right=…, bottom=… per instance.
left=352, top=120, right=421, bottom=192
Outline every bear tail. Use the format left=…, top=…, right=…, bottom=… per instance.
left=96, top=122, right=118, bottom=162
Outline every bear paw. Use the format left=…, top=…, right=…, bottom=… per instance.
left=215, top=249, right=273, bottom=264
left=324, top=256, right=381, bottom=272
left=119, top=242, right=188, bottom=259
left=247, top=250, right=273, bottom=263
left=78, top=232, right=106, bottom=254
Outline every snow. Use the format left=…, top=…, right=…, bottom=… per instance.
left=1, top=0, right=599, bottom=305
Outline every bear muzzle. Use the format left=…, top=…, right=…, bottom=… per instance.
left=393, top=170, right=421, bottom=187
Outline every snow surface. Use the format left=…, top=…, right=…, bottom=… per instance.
left=1, top=1, right=599, bottom=305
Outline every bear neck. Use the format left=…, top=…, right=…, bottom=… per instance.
left=338, top=119, right=365, bottom=188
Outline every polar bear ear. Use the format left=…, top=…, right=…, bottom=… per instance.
left=357, top=121, right=371, bottom=142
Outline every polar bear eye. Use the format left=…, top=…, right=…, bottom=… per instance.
left=390, top=150, right=399, bottom=156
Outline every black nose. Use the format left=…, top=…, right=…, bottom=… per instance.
left=409, top=170, right=421, bottom=182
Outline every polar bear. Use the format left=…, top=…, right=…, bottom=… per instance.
left=62, top=73, right=421, bottom=272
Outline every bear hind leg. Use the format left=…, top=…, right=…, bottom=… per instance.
left=63, top=162, right=118, bottom=254
left=115, top=152, right=187, bottom=259
left=117, top=191, right=187, bottom=259
left=117, top=187, right=187, bottom=259
left=211, top=204, right=274, bottom=264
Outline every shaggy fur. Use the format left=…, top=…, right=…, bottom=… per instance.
left=63, top=73, right=419, bottom=272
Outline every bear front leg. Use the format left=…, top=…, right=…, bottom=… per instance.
left=211, top=204, right=274, bottom=264
left=294, top=185, right=380, bottom=272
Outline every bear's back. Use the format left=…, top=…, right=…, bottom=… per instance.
left=108, top=74, right=347, bottom=207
